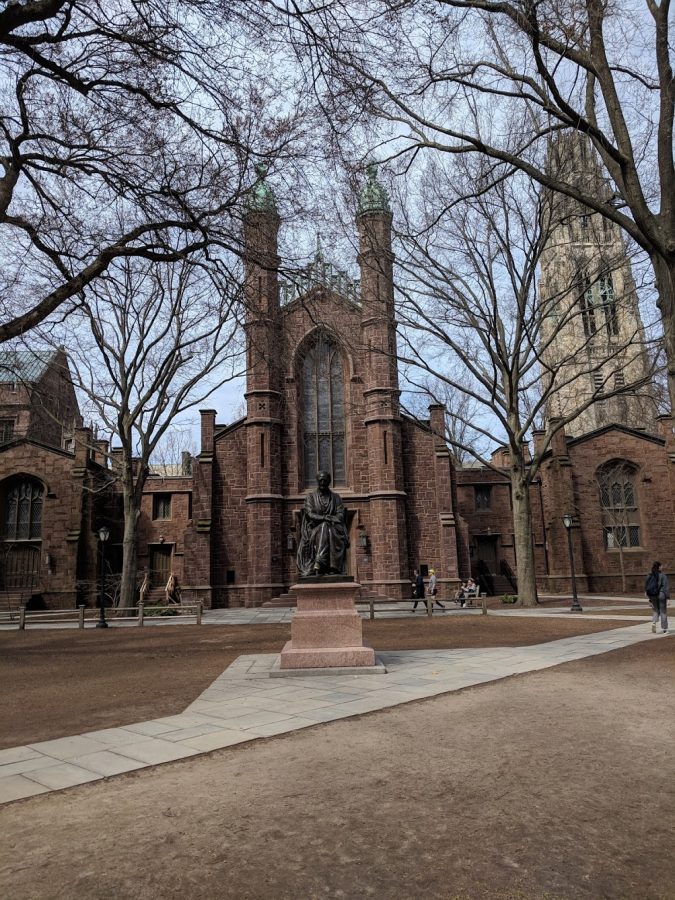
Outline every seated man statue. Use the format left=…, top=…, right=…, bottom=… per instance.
left=297, top=471, right=350, bottom=577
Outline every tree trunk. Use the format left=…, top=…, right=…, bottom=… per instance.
left=120, top=485, right=141, bottom=610
left=510, top=456, right=539, bottom=607
left=653, top=253, right=675, bottom=415
left=617, top=543, right=626, bottom=594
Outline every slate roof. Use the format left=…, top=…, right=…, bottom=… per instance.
left=0, top=350, right=59, bottom=384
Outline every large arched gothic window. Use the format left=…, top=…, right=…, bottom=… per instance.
left=597, top=461, right=640, bottom=548
left=4, top=478, right=44, bottom=540
left=301, top=335, right=346, bottom=487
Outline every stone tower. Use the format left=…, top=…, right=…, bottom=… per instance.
left=539, top=133, right=657, bottom=437
left=357, top=165, right=410, bottom=595
left=243, top=164, right=284, bottom=606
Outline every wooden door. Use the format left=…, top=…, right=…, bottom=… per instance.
left=149, top=546, right=172, bottom=587
left=0, top=544, right=40, bottom=590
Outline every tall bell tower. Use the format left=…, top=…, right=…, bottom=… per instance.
left=539, top=134, right=657, bottom=437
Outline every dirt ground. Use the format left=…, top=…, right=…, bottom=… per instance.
left=1, top=636, right=674, bottom=899
left=0, top=616, right=636, bottom=749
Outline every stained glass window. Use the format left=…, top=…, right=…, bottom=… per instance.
left=302, top=336, right=346, bottom=486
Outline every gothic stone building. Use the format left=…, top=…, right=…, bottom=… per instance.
left=2, top=161, right=675, bottom=608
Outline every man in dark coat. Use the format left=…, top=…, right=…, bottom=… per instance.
left=297, top=471, right=350, bottom=576
left=412, top=569, right=426, bottom=611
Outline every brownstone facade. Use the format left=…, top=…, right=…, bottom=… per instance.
left=199, top=194, right=463, bottom=606
left=3, top=178, right=675, bottom=608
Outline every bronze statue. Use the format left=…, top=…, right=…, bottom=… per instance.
left=297, top=471, right=350, bottom=576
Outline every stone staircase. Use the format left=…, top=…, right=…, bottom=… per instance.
left=485, top=575, right=516, bottom=596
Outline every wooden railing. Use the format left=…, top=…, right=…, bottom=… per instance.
left=0, top=602, right=203, bottom=630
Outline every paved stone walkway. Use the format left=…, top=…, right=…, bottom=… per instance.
left=0, top=621, right=666, bottom=805
left=0, top=594, right=651, bottom=630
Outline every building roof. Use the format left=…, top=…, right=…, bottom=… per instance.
left=0, top=350, right=59, bottom=384
left=566, top=422, right=665, bottom=448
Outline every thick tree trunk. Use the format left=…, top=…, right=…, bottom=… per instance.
left=120, top=483, right=141, bottom=610
left=653, top=253, right=675, bottom=415
left=510, top=458, right=538, bottom=607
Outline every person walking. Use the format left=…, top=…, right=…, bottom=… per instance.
left=646, top=561, right=669, bottom=635
left=427, top=568, right=445, bottom=609
left=412, top=569, right=426, bottom=612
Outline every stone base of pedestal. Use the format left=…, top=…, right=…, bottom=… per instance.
left=278, top=580, right=381, bottom=673
left=270, top=656, right=386, bottom=678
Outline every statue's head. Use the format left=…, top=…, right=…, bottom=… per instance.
left=316, top=470, right=331, bottom=491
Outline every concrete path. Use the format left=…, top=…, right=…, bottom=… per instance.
left=0, top=621, right=667, bottom=806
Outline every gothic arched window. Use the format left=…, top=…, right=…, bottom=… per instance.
left=598, top=461, right=640, bottom=548
left=3, top=478, right=44, bottom=540
left=301, top=335, right=346, bottom=487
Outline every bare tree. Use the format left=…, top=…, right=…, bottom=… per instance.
left=265, top=0, right=675, bottom=409
left=402, top=373, right=485, bottom=465
left=150, top=426, right=197, bottom=477
left=390, top=161, right=657, bottom=604
left=0, top=1, right=303, bottom=342
left=52, top=250, right=245, bottom=608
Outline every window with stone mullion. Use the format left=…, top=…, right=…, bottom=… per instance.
left=4, top=480, right=44, bottom=541
left=599, top=467, right=640, bottom=549
left=303, top=337, right=346, bottom=487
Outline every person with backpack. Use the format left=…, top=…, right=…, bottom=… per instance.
left=645, top=561, right=669, bottom=635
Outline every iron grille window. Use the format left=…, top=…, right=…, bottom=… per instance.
left=302, top=335, right=346, bottom=486
left=599, top=274, right=619, bottom=337
left=581, top=277, right=597, bottom=338
left=475, top=486, right=491, bottom=510
left=581, top=273, right=618, bottom=339
left=604, top=525, right=640, bottom=549
left=599, top=463, right=640, bottom=550
left=153, top=494, right=172, bottom=520
left=4, top=479, right=44, bottom=540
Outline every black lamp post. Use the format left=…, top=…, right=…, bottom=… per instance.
left=96, top=525, right=110, bottom=628
left=562, top=514, right=583, bottom=613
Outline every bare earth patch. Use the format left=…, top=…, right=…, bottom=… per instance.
left=0, top=616, right=635, bottom=748
left=0, top=636, right=674, bottom=899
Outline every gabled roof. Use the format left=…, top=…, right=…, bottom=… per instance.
left=567, top=422, right=665, bottom=448
left=0, top=350, right=59, bottom=385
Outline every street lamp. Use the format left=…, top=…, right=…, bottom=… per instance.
left=562, top=514, right=583, bottom=613
left=96, top=525, right=110, bottom=629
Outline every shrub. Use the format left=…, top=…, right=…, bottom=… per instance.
left=144, top=605, right=180, bottom=617
left=501, top=594, right=518, bottom=605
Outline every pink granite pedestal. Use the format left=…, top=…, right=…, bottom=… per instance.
left=278, top=580, right=379, bottom=671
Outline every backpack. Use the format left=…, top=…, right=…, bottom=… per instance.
left=645, top=572, right=659, bottom=596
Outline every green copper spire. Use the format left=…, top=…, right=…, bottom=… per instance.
left=246, top=162, right=278, bottom=215
left=358, top=163, right=391, bottom=215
